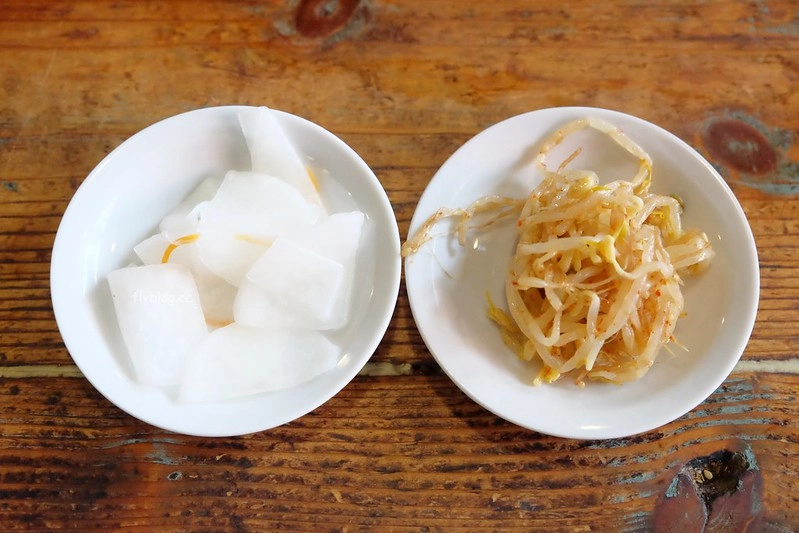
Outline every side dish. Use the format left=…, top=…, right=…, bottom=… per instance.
left=108, top=107, right=364, bottom=402
left=404, top=118, right=714, bottom=386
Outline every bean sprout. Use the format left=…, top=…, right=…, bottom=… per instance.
left=405, top=117, right=715, bottom=386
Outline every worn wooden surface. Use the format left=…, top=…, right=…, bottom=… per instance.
left=1, top=1, right=798, bottom=530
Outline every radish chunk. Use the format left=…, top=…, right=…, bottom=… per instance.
left=199, top=170, right=321, bottom=239
left=133, top=233, right=171, bottom=265
left=168, top=175, right=223, bottom=218
left=239, top=237, right=346, bottom=329
left=294, top=211, right=366, bottom=327
left=292, top=211, right=365, bottom=265
left=195, top=229, right=271, bottom=287
left=238, top=106, right=321, bottom=206
left=160, top=175, right=222, bottom=241
left=160, top=201, right=207, bottom=243
left=192, top=269, right=237, bottom=329
left=165, top=242, right=237, bottom=328
left=292, top=211, right=365, bottom=327
left=132, top=233, right=238, bottom=327
left=107, top=264, right=207, bottom=387
left=232, top=278, right=284, bottom=328
left=234, top=212, right=365, bottom=330
left=178, top=324, right=340, bottom=403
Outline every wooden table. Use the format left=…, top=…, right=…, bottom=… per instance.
left=1, top=1, right=797, bottom=530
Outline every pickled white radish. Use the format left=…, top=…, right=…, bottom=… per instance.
left=232, top=278, right=284, bottom=327
left=247, top=237, right=345, bottom=324
left=159, top=175, right=222, bottom=241
left=238, top=106, right=321, bottom=206
left=235, top=238, right=345, bottom=329
left=164, top=243, right=237, bottom=327
left=235, top=212, right=365, bottom=330
left=173, top=175, right=223, bottom=214
left=178, top=324, right=339, bottom=403
left=107, top=264, right=207, bottom=387
left=198, top=170, right=321, bottom=240
left=291, top=211, right=365, bottom=265
left=195, top=229, right=270, bottom=286
left=289, top=211, right=365, bottom=329
left=160, top=201, right=207, bottom=243
left=109, top=107, right=366, bottom=402
left=133, top=233, right=238, bottom=328
left=133, top=233, right=171, bottom=265
left=194, top=271, right=237, bottom=329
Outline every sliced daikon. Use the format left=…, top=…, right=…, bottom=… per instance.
left=107, top=264, right=207, bottom=387
left=194, top=271, right=237, bottom=329
left=137, top=234, right=238, bottom=328
left=160, top=202, right=207, bottom=243
left=195, top=229, right=271, bottom=286
left=175, top=174, right=224, bottom=212
left=238, top=106, right=321, bottom=206
left=159, top=175, right=221, bottom=241
left=240, top=237, right=346, bottom=329
left=198, top=170, right=321, bottom=240
left=109, top=107, right=367, bottom=399
left=232, top=278, right=284, bottom=327
left=291, top=211, right=365, bottom=329
left=133, top=233, right=171, bottom=265
left=234, top=212, right=365, bottom=330
left=177, top=324, right=340, bottom=403
left=164, top=242, right=237, bottom=328
left=292, top=211, right=365, bottom=266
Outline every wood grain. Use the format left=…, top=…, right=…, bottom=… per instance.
left=1, top=0, right=797, bottom=530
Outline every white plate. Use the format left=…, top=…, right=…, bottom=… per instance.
left=51, top=106, right=401, bottom=437
left=404, top=107, right=759, bottom=439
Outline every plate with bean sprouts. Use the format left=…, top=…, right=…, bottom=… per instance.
left=403, top=107, right=758, bottom=439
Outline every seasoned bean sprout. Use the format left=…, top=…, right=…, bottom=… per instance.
left=404, top=117, right=714, bottom=386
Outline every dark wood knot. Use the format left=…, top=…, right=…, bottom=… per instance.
left=700, top=117, right=777, bottom=175
left=653, top=446, right=764, bottom=532
left=295, top=0, right=360, bottom=38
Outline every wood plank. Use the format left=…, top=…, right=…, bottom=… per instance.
left=0, top=375, right=795, bottom=529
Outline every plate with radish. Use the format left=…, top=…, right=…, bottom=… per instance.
left=51, top=106, right=401, bottom=436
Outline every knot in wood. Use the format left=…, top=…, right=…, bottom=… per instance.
left=295, top=0, right=360, bottom=38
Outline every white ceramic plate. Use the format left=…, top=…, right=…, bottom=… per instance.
left=405, top=107, right=759, bottom=439
left=51, top=106, right=401, bottom=437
